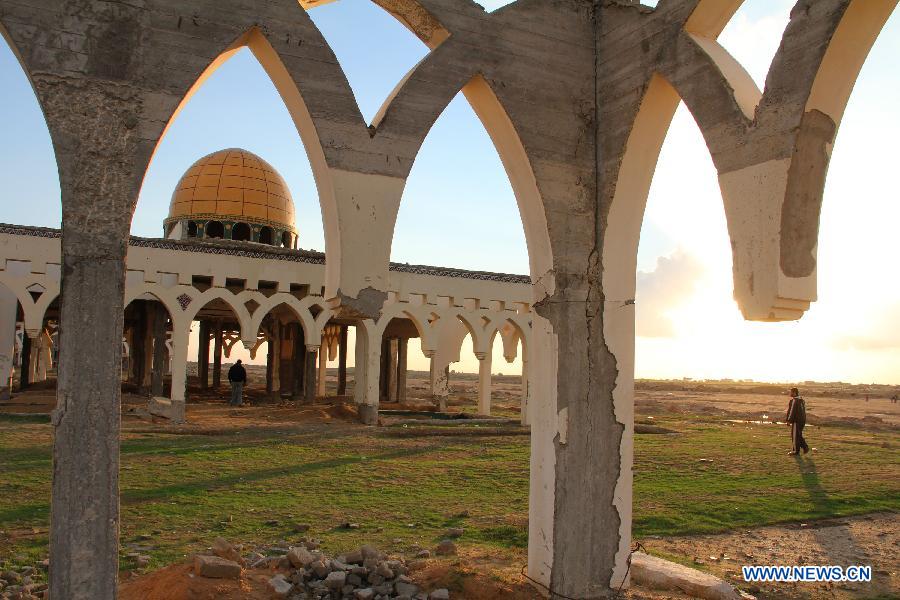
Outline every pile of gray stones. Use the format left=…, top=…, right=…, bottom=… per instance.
left=194, top=535, right=458, bottom=600
left=0, top=531, right=459, bottom=600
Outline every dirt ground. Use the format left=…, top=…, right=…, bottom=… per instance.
left=4, top=374, right=898, bottom=599
left=118, top=515, right=899, bottom=600
left=644, top=512, right=899, bottom=600
left=635, top=388, right=900, bottom=427
left=117, top=547, right=700, bottom=600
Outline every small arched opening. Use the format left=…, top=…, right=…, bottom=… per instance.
left=232, top=222, right=251, bottom=242
left=259, top=226, right=274, bottom=245
left=281, top=231, right=293, bottom=249
left=187, top=221, right=198, bottom=238
left=205, top=221, right=224, bottom=239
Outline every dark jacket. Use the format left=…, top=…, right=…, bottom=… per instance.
left=228, top=363, right=247, bottom=383
left=786, top=396, right=806, bottom=426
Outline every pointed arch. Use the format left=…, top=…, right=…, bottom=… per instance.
left=376, top=304, right=437, bottom=355
left=140, top=25, right=352, bottom=284
left=0, top=24, right=61, bottom=229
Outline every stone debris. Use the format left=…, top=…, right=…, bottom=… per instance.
left=220, top=540, right=452, bottom=599
left=0, top=563, right=49, bottom=600
left=212, top=537, right=245, bottom=566
left=631, top=552, right=755, bottom=600
left=193, top=554, right=242, bottom=579
left=435, top=540, right=457, bottom=556
left=268, top=573, right=294, bottom=598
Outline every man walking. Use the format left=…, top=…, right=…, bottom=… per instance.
left=785, top=387, right=809, bottom=456
left=228, top=359, right=247, bottom=407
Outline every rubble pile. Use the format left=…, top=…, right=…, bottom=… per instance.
left=194, top=537, right=453, bottom=600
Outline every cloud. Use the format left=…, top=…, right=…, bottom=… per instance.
left=635, top=249, right=705, bottom=338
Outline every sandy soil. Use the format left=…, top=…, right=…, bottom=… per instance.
left=643, top=512, right=899, bottom=600
left=635, top=389, right=900, bottom=427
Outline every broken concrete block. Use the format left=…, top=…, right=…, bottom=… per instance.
left=631, top=552, right=755, bottom=600
left=193, top=554, right=241, bottom=579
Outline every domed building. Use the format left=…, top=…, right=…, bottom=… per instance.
left=164, top=148, right=298, bottom=249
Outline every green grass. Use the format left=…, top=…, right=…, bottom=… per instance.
left=0, top=413, right=897, bottom=577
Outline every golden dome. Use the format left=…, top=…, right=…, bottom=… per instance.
left=165, top=148, right=297, bottom=234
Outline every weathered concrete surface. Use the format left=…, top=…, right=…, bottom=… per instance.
left=0, top=0, right=894, bottom=598
left=631, top=552, right=754, bottom=600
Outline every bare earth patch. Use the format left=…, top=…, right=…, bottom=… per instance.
left=642, top=512, right=899, bottom=600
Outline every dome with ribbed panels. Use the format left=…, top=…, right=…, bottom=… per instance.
left=165, top=148, right=298, bottom=247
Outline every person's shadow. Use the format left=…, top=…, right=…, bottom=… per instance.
left=793, top=456, right=869, bottom=571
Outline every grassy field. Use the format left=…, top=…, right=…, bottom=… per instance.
left=0, top=409, right=897, bottom=579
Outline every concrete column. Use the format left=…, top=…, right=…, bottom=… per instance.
left=0, top=287, right=16, bottom=400
left=291, top=325, right=305, bottom=399
left=270, top=324, right=281, bottom=398
left=353, top=321, right=380, bottom=425
left=150, top=304, right=167, bottom=397
left=167, top=323, right=189, bottom=422
left=140, top=306, right=153, bottom=392
left=520, top=357, right=530, bottom=426
left=388, top=338, right=398, bottom=403
left=316, top=347, right=327, bottom=397
left=477, top=352, right=492, bottom=416
left=304, top=347, right=318, bottom=402
left=265, top=332, right=274, bottom=394
left=130, top=307, right=147, bottom=391
left=430, top=358, right=450, bottom=412
left=396, top=337, right=407, bottom=403
left=212, top=321, right=223, bottom=389
left=50, top=232, right=129, bottom=599
left=18, top=331, right=31, bottom=391
left=337, top=325, right=348, bottom=395
left=30, top=336, right=43, bottom=383
left=378, top=337, right=391, bottom=401
left=197, top=320, right=210, bottom=390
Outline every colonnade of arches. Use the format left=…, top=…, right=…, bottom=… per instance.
left=0, top=256, right=530, bottom=424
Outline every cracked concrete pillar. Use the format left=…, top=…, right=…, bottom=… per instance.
left=51, top=228, right=131, bottom=599
left=477, top=352, right=492, bottom=416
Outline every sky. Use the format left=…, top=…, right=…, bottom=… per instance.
left=0, top=1, right=897, bottom=383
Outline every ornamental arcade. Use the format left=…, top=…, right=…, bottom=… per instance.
left=0, top=0, right=894, bottom=598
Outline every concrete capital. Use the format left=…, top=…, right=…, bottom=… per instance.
left=306, top=344, right=320, bottom=353
left=474, top=352, right=487, bottom=361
